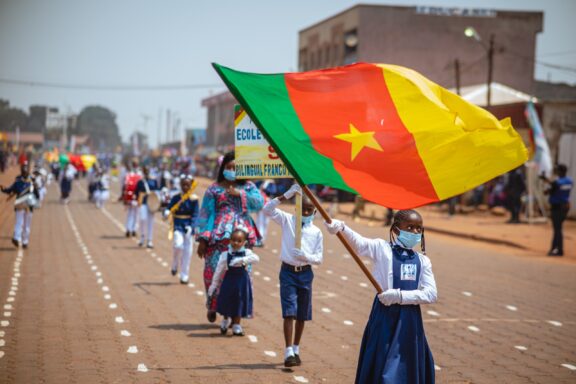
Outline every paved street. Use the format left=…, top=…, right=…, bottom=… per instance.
left=1, top=175, right=575, bottom=383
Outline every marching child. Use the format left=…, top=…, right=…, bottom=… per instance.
left=136, top=165, right=160, bottom=248
left=164, top=175, right=199, bottom=284
left=1, top=163, right=39, bottom=248
left=263, top=183, right=323, bottom=368
left=324, top=209, right=437, bottom=384
left=208, top=226, right=259, bottom=336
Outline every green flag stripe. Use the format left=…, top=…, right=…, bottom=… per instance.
left=213, top=63, right=356, bottom=193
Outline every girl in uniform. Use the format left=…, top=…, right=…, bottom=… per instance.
left=208, top=226, right=259, bottom=336
left=324, top=209, right=437, bottom=384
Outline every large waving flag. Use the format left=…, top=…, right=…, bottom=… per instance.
left=214, top=62, right=528, bottom=209
left=525, top=101, right=553, bottom=177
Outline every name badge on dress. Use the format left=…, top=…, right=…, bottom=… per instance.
left=401, top=264, right=417, bottom=281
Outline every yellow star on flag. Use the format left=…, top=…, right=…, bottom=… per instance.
left=334, top=123, right=383, bottom=161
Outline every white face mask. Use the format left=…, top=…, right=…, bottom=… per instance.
left=302, top=214, right=315, bottom=225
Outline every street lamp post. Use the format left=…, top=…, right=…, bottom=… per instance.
left=465, top=27, right=495, bottom=107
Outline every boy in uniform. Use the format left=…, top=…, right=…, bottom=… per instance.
left=263, top=183, right=323, bottom=367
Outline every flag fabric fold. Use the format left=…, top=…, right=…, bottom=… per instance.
left=213, top=62, right=528, bottom=209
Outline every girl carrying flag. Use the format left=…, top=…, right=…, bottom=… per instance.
left=324, top=209, right=437, bottom=384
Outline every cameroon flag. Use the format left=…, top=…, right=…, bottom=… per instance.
left=214, top=63, right=527, bottom=209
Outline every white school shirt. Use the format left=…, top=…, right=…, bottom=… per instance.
left=210, top=248, right=260, bottom=290
left=263, top=198, right=323, bottom=267
left=341, top=225, right=437, bottom=305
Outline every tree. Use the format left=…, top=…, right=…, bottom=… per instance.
left=0, top=99, right=28, bottom=133
left=76, top=106, right=122, bottom=152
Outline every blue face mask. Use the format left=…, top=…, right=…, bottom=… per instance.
left=223, top=169, right=236, bottom=181
left=302, top=214, right=315, bottom=225
left=397, top=229, right=422, bottom=249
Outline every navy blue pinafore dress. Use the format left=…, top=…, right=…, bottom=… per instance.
left=216, top=250, right=253, bottom=318
left=355, top=245, right=435, bottom=384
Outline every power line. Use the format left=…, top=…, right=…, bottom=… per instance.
left=0, top=78, right=224, bottom=91
left=538, top=50, right=576, bottom=58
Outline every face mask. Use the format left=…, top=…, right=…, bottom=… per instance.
left=223, top=169, right=236, bottom=181
left=302, top=214, right=315, bottom=225
left=397, top=229, right=421, bottom=249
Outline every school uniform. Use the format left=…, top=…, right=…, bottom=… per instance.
left=93, top=174, right=110, bottom=209
left=548, top=176, right=573, bottom=255
left=263, top=198, right=323, bottom=321
left=338, top=225, right=437, bottom=384
left=1, top=175, right=39, bottom=247
left=136, top=178, right=160, bottom=246
left=166, top=193, right=199, bottom=283
left=210, top=248, right=259, bottom=318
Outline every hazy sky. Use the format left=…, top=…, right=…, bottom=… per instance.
left=1, top=0, right=575, bottom=146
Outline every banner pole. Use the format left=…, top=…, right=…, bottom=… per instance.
left=295, top=193, right=303, bottom=249
left=301, top=185, right=383, bottom=293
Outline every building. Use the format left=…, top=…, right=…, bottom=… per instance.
left=201, top=91, right=237, bottom=147
left=298, top=4, right=543, bottom=95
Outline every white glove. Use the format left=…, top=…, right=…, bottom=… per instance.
left=207, top=284, right=217, bottom=297
left=291, top=248, right=308, bottom=262
left=378, top=289, right=402, bottom=306
left=283, top=184, right=302, bottom=199
left=131, top=200, right=138, bottom=207
left=229, top=257, right=245, bottom=267
left=323, top=219, right=345, bottom=235
left=162, top=209, right=170, bottom=220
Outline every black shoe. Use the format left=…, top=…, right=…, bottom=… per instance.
left=220, top=326, right=228, bottom=335
left=131, top=231, right=137, bottom=237
left=284, top=355, right=298, bottom=368
left=11, top=238, right=19, bottom=248
left=180, top=279, right=188, bottom=285
left=548, top=249, right=563, bottom=256
left=138, top=240, right=144, bottom=247
left=22, top=244, right=28, bottom=249
left=125, top=231, right=130, bottom=238
left=171, top=269, right=177, bottom=276
left=207, top=311, right=216, bottom=323
left=294, top=354, right=301, bottom=366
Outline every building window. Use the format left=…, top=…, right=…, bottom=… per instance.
left=344, top=29, right=358, bottom=65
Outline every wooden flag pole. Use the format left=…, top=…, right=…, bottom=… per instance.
left=301, top=185, right=383, bottom=293
left=295, top=193, right=303, bottom=249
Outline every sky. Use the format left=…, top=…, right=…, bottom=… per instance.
left=1, top=0, right=575, bottom=147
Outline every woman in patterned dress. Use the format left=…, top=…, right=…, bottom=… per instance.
left=196, top=152, right=264, bottom=322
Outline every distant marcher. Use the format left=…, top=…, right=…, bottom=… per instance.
left=135, top=166, right=160, bottom=248
left=1, top=163, right=39, bottom=248
left=196, top=151, right=263, bottom=323
left=208, top=226, right=259, bottom=336
left=505, top=168, right=526, bottom=223
left=59, top=163, right=77, bottom=204
left=541, top=164, right=573, bottom=256
left=324, top=210, right=437, bottom=384
left=164, top=175, right=199, bottom=284
left=93, top=168, right=110, bottom=209
left=263, top=184, right=323, bottom=368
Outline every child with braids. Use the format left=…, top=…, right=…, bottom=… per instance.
left=324, top=209, right=437, bottom=384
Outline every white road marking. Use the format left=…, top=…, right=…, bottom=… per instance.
left=248, top=335, right=258, bottom=343
left=95, top=271, right=102, bottom=277
left=263, top=276, right=271, bottom=282
left=195, top=291, right=205, bottom=296
left=115, top=316, right=125, bottom=323
left=3, top=305, right=12, bottom=310
left=127, top=346, right=138, bottom=353
left=1, top=321, right=9, bottom=327
left=341, top=345, right=350, bottom=349
left=0, top=339, right=5, bottom=346
left=343, top=320, right=354, bottom=326
left=264, top=351, right=277, bottom=357
left=8, top=292, right=16, bottom=296
left=0, top=331, right=4, bottom=337
left=462, top=291, right=473, bottom=297
left=547, top=320, right=562, bottom=327
left=326, top=270, right=333, bottom=275
left=91, top=266, right=97, bottom=271
left=121, top=330, right=132, bottom=337
left=427, top=310, right=440, bottom=317
left=6, top=298, right=14, bottom=303
left=109, top=303, right=118, bottom=309
left=514, top=345, right=527, bottom=351
left=0, top=351, right=4, bottom=359
left=162, top=262, right=169, bottom=267
left=467, top=325, right=480, bottom=332
left=187, top=283, right=195, bottom=288
left=97, top=278, right=104, bottom=284
left=272, top=249, right=278, bottom=254
left=102, top=286, right=110, bottom=292
left=3, top=312, right=11, bottom=317
left=561, top=364, right=576, bottom=371
left=321, top=307, right=332, bottom=313
left=137, top=363, right=148, bottom=372
left=254, top=271, right=261, bottom=276
left=340, top=276, right=348, bottom=281
left=327, top=249, right=334, bottom=254
left=506, top=305, right=518, bottom=311
left=104, top=294, right=111, bottom=300
left=359, top=282, right=368, bottom=288
left=342, top=253, right=351, bottom=259
left=294, top=375, right=309, bottom=383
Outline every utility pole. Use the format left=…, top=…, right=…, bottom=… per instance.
left=487, top=34, right=495, bottom=107
left=454, top=58, right=461, bottom=96
left=166, top=109, right=171, bottom=143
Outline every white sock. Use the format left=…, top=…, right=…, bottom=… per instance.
left=232, top=324, right=242, bottom=333
left=220, top=318, right=229, bottom=328
left=284, top=346, right=294, bottom=359
left=292, top=345, right=300, bottom=355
